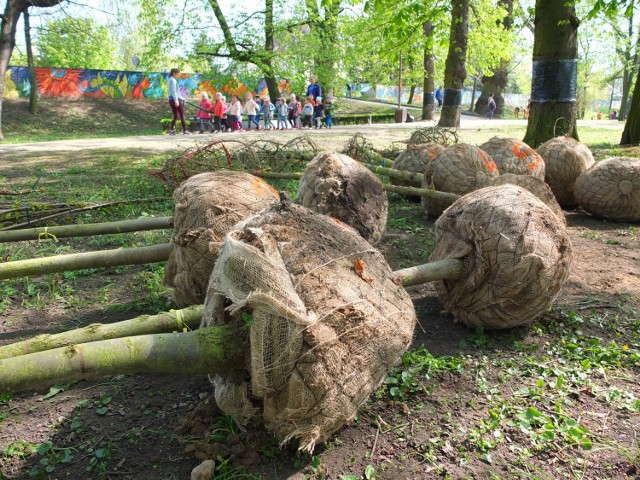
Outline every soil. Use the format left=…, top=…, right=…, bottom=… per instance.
left=0, top=131, right=639, bottom=479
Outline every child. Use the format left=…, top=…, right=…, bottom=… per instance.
left=244, top=93, right=260, bottom=130
left=228, top=94, right=243, bottom=131
left=314, top=96, right=324, bottom=128
left=262, top=97, right=274, bottom=130
left=514, top=106, right=520, bottom=119
left=324, top=96, right=334, bottom=128
left=302, top=97, right=314, bottom=128
left=213, top=92, right=225, bottom=133
left=288, top=94, right=301, bottom=129
left=221, top=97, right=230, bottom=132
left=254, top=95, right=263, bottom=129
left=198, top=92, right=215, bottom=133
left=276, top=98, right=288, bottom=130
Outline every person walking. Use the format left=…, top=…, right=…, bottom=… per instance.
left=288, top=94, right=301, bottom=129
left=212, top=92, right=225, bottom=132
left=324, top=95, right=334, bottom=128
left=434, top=86, right=444, bottom=111
left=302, top=96, right=314, bottom=128
left=486, top=93, right=497, bottom=119
left=306, top=76, right=322, bottom=102
left=244, top=93, right=260, bottom=130
left=167, top=68, right=191, bottom=135
left=228, top=94, right=243, bottom=131
left=261, top=97, right=274, bottom=130
left=313, top=96, right=324, bottom=128
left=197, top=92, right=215, bottom=133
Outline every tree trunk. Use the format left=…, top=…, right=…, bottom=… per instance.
left=307, top=0, right=342, bottom=95
left=619, top=8, right=638, bottom=121
left=523, top=0, right=580, bottom=148
left=474, top=0, right=513, bottom=118
left=0, top=243, right=173, bottom=280
left=0, top=326, right=243, bottom=393
left=469, top=75, right=478, bottom=112
left=621, top=65, right=640, bottom=144
left=408, top=85, right=415, bottom=105
left=0, top=216, right=173, bottom=243
left=24, top=6, right=37, bottom=115
left=0, top=305, right=204, bottom=359
left=0, top=0, right=26, bottom=141
left=422, top=21, right=436, bottom=121
left=437, top=0, right=469, bottom=128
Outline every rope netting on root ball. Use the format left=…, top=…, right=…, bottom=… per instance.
left=341, top=133, right=378, bottom=164
left=430, top=184, right=572, bottom=329
left=148, top=137, right=320, bottom=190
left=407, top=126, right=459, bottom=146
left=201, top=202, right=417, bottom=452
left=536, top=136, right=595, bottom=208
left=392, top=143, right=445, bottom=190
left=298, top=152, right=388, bottom=243
left=163, top=172, right=279, bottom=307
left=421, top=143, right=499, bottom=218
left=492, top=174, right=565, bottom=224
left=479, top=136, right=545, bottom=179
left=574, top=157, right=640, bottom=222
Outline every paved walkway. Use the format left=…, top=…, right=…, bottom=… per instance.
left=0, top=117, right=623, bottom=158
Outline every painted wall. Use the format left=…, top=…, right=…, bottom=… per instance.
left=4, top=66, right=291, bottom=100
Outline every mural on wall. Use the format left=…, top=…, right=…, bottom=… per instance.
left=4, top=66, right=292, bottom=100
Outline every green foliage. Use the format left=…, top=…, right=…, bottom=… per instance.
left=35, top=17, right=118, bottom=69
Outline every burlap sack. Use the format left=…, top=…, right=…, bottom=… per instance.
left=492, top=174, right=565, bottom=224
left=163, top=171, right=279, bottom=307
left=298, top=152, right=388, bottom=243
left=479, top=136, right=545, bottom=179
left=537, top=136, right=594, bottom=208
left=392, top=143, right=445, bottom=188
left=574, top=157, right=640, bottom=222
left=421, top=143, right=499, bottom=218
left=202, top=202, right=417, bottom=451
left=430, top=184, right=572, bottom=329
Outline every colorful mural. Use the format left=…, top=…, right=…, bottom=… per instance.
left=4, top=66, right=292, bottom=100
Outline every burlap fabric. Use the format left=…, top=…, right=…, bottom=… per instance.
left=492, top=174, right=565, bottom=224
left=421, top=143, right=499, bottom=218
left=574, top=157, right=640, bottom=222
left=298, top=152, right=388, bottom=243
left=479, top=136, right=545, bottom=179
left=392, top=143, right=445, bottom=188
left=163, top=172, right=279, bottom=307
left=537, top=136, right=594, bottom=208
left=430, top=184, right=572, bottom=329
left=201, top=202, right=416, bottom=451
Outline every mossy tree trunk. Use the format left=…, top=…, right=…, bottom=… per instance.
left=621, top=65, right=640, bottom=144
left=422, top=21, right=436, bottom=121
left=523, top=0, right=580, bottom=148
left=474, top=0, right=513, bottom=118
left=437, top=0, right=469, bottom=128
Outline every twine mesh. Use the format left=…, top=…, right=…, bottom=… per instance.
left=430, top=184, right=572, bottom=329
left=574, top=157, right=640, bottom=222
left=202, top=203, right=417, bottom=451
left=492, top=174, right=565, bottom=224
left=392, top=143, right=445, bottom=188
left=298, top=152, right=388, bottom=244
left=536, top=136, right=595, bottom=208
left=421, top=143, right=499, bottom=218
left=408, top=127, right=459, bottom=146
left=163, top=171, right=279, bottom=307
left=479, top=136, right=545, bottom=179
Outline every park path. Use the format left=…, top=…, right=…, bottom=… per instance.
left=0, top=117, right=623, bottom=164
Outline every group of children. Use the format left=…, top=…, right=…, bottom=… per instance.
left=196, top=92, right=335, bottom=133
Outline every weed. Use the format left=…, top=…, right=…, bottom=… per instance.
left=214, top=455, right=261, bottom=479
left=209, top=415, right=240, bottom=443
left=28, top=441, right=74, bottom=478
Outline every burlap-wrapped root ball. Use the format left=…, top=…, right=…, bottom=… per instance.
left=202, top=202, right=417, bottom=451
left=492, top=174, right=565, bottom=224
left=537, top=136, right=594, bottom=208
left=479, top=136, right=545, bottom=179
left=163, top=171, right=279, bottom=307
left=574, top=157, right=640, bottom=222
left=430, top=184, right=572, bottom=329
left=298, top=152, right=388, bottom=243
left=421, top=143, right=499, bottom=218
left=392, top=143, right=445, bottom=202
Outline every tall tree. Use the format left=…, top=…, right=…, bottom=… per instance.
left=305, top=0, right=343, bottom=94
left=523, top=0, right=580, bottom=148
left=0, top=0, right=64, bottom=141
left=422, top=20, right=436, bottom=120
left=473, top=0, right=514, bottom=118
left=437, top=0, right=469, bottom=128
left=24, top=5, right=36, bottom=114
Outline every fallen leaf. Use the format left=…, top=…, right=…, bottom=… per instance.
left=354, top=259, right=373, bottom=283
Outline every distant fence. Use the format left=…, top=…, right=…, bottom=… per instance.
left=3, top=66, right=291, bottom=100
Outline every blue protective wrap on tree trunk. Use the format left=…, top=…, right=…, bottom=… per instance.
left=443, top=89, right=462, bottom=107
left=423, top=92, right=435, bottom=106
left=531, top=59, right=578, bottom=103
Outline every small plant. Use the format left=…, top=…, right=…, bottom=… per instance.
left=28, top=442, right=74, bottom=478
left=209, top=415, right=240, bottom=443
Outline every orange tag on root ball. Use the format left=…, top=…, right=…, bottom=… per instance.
left=355, top=259, right=374, bottom=283
left=478, top=151, right=497, bottom=172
